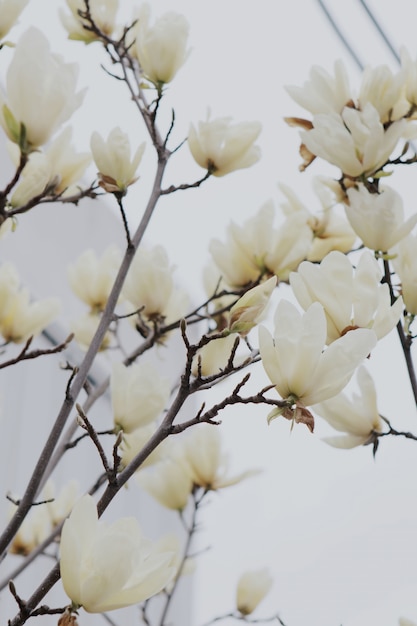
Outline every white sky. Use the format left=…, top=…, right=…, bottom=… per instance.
left=3, top=1, right=417, bottom=626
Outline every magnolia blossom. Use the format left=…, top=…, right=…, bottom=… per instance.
left=44, top=127, right=91, bottom=195
left=91, top=127, right=145, bottom=194
left=0, top=263, right=60, bottom=343
left=111, top=361, right=170, bottom=433
left=68, top=246, right=122, bottom=312
left=301, top=103, right=407, bottom=178
left=358, top=63, right=408, bottom=123
left=119, top=423, right=172, bottom=469
left=259, top=300, right=377, bottom=427
left=122, top=245, right=175, bottom=319
left=9, top=501, right=50, bottom=556
left=345, top=185, right=417, bottom=252
left=0, top=28, right=84, bottom=149
left=8, top=128, right=91, bottom=201
left=9, top=152, right=52, bottom=208
left=137, top=459, right=193, bottom=511
left=209, top=202, right=275, bottom=287
left=134, top=3, right=190, bottom=85
left=400, top=48, right=417, bottom=115
left=0, top=0, right=29, bottom=40
left=202, top=263, right=236, bottom=327
left=181, top=424, right=259, bottom=490
left=60, top=495, right=176, bottom=612
left=264, top=212, right=312, bottom=281
left=278, top=180, right=356, bottom=262
left=290, top=250, right=403, bottom=344
left=236, top=568, right=273, bottom=615
left=314, top=366, right=383, bottom=448
left=188, top=114, right=261, bottom=177
left=285, top=60, right=352, bottom=115
left=192, top=333, right=239, bottom=377
left=392, top=233, right=417, bottom=316
left=60, top=0, right=118, bottom=42
left=228, top=277, right=277, bottom=335
left=42, top=480, right=80, bottom=528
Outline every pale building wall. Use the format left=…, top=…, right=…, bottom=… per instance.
left=0, top=142, right=191, bottom=625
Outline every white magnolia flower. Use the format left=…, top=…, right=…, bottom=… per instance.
left=228, top=277, right=277, bottom=336
left=60, top=494, right=176, bottom=613
left=181, top=424, right=259, bottom=490
left=301, top=103, right=407, bottom=178
left=345, top=185, right=417, bottom=252
left=9, top=501, right=50, bottom=556
left=0, top=271, right=60, bottom=343
left=188, top=114, right=261, bottom=177
left=91, top=127, right=145, bottom=194
left=264, top=212, right=312, bottom=281
left=192, top=333, right=239, bottom=378
left=0, top=28, right=84, bottom=149
left=358, top=63, right=408, bottom=123
left=9, top=152, right=52, bottom=208
left=8, top=127, right=91, bottom=201
left=285, top=60, right=352, bottom=115
left=278, top=180, right=356, bottom=262
left=119, top=423, right=172, bottom=469
left=134, top=3, right=190, bottom=85
left=236, top=568, right=273, bottom=615
left=392, top=233, right=417, bottom=316
left=60, top=0, right=118, bottom=42
left=137, top=459, right=193, bottom=511
left=259, top=300, right=377, bottom=426
left=0, top=0, right=29, bottom=40
left=209, top=201, right=275, bottom=287
left=68, top=246, right=122, bottom=312
left=290, top=250, right=403, bottom=344
left=314, top=366, right=383, bottom=448
left=45, top=127, right=91, bottom=195
left=111, top=361, right=170, bottom=433
left=122, top=245, right=175, bottom=319
left=41, top=480, right=79, bottom=528
left=400, top=48, right=417, bottom=114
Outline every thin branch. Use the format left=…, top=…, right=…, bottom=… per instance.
left=160, top=171, right=212, bottom=195
left=382, top=258, right=417, bottom=408
left=115, top=194, right=132, bottom=248
left=0, top=334, right=73, bottom=371
left=75, top=404, right=114, bottom=483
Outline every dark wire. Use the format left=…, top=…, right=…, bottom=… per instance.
left=315, top=0, right=364, bottom=71
left=357, top=0, right=400, bottom=64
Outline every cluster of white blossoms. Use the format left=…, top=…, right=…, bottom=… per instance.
left=137, top=424, right=260, bottom=511
left=285, top=55, right=417, bottom=177
left=122, top=244, right=189, bottom=327
left=67, top=246, right=121, bottom=350
left=4, top=3, right=417, bottom=623
left=60, top=494, right=176, bottom=613
left=111, top=361, right=170, bottom=434
left=0, top=263, right=60, bottom=343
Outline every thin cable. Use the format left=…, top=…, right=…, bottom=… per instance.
left=357, top=0, right=401, bottom=64
left=315, top=0, right=365, bottom=71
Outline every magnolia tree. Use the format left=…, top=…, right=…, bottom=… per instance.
left=1, top=1, right=417, bottom=626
